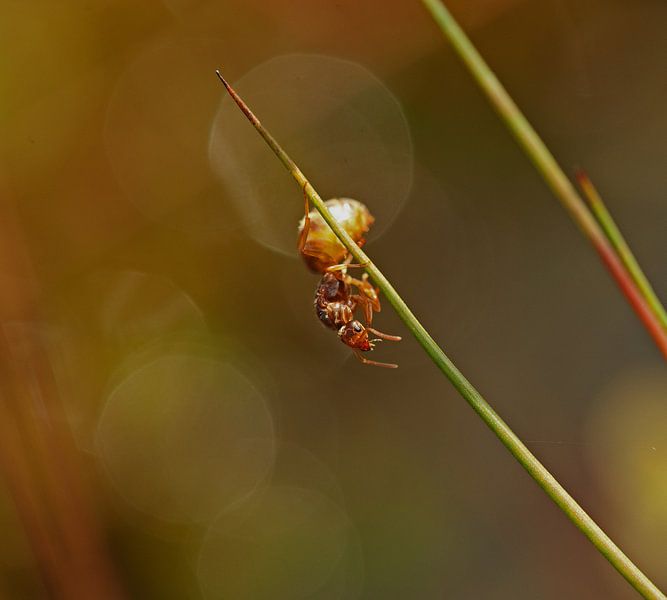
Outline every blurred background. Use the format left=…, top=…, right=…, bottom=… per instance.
left=0, top=0, right=665, bottom=598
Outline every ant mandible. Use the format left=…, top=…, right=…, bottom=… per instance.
left=297, top=183, right=401, bottom=368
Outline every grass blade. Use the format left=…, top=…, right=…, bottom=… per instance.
left=215, top=69, right=666, bottom=600
left=420, top=0, right=667, bottom=360
left=576, top=169, right=667, bottom=330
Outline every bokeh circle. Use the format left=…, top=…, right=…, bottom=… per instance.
left=96, top=354, right=275, bottom=523
left=209, top=53, right=413, bottom=255
left=197, top=485, right=356, bottom=599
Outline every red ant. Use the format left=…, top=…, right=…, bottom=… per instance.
left=297, top=185, right=401, bottom=368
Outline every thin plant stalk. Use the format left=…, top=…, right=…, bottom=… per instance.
left=576, top=170, right=667, bottom=330
left=420, top=0, right=667, bottom=360
left=215, top=70, right=665, bottom=600
left=0, top=180, right=125, bottom=598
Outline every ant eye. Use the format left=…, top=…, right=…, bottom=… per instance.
left=352, top=322, right=362, bottom=333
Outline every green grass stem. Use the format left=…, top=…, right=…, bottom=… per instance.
left=576, top=170, right=667, bottom=330
left=215, top=70, right=665, bottom=600
left=420, top=0, right=667, bottom=360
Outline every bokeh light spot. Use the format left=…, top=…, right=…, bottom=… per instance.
left=586, top=367, right=667, bottom=576
left=96, top=270, right=207, bottom=349
left=209, top=53, right=413, bottom=255
left=96, top=354, right=275, bottom=523
left=197, top=485, right=355, bottom=599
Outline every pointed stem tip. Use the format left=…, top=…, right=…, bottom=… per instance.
left=574, top=169, right=599, bottom=205
left=215, top=69, right=229, bottom=89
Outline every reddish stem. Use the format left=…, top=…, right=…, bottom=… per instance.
left=594, top=237, right=667, bottom=358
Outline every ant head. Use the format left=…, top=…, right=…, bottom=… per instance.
left=338, top=320, right=372, bottom=351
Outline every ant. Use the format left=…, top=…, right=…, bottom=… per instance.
left=297, top=184, right=401, bottom=368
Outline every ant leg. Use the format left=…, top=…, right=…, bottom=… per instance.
left=367, top=327, right=401, bottom=342
left=351, top=293, right=400, bottom=340
left=354, top=351, right=398, bottom=369
left=297, top=181, right=311, bottom=255
left=326, top=254, right=352, bottom=272
left=326, top=258, right=369, bottom=273
left=350, top=294, right=374, bottom=325
left=346, top=273, right=381, bottom=312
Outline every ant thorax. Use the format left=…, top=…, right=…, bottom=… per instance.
left=314, top=273, right=353, bottom=329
